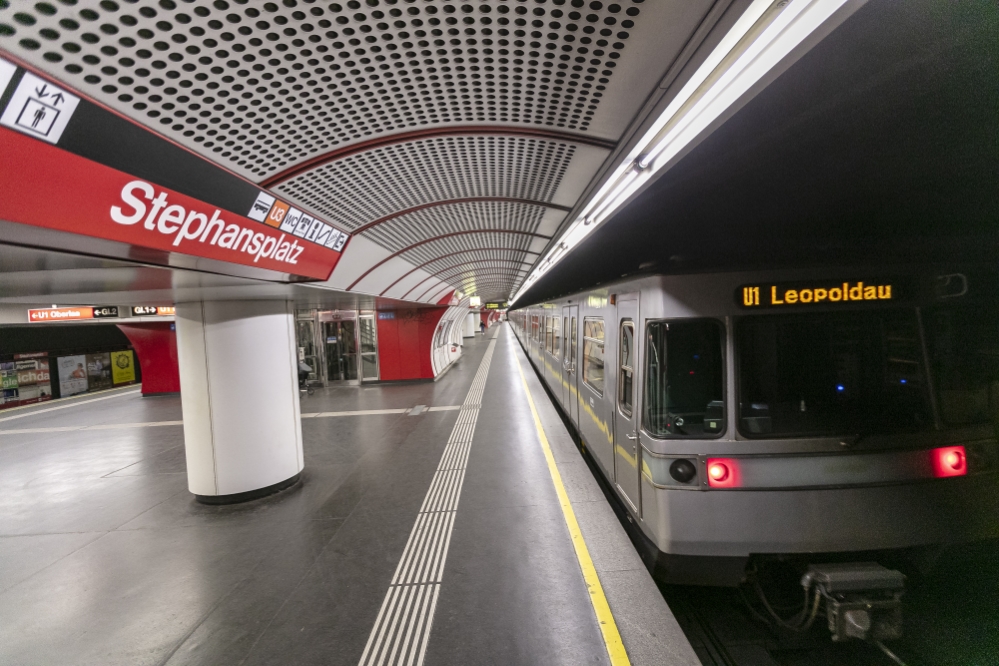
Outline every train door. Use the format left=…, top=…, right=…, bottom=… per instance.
left=562, top=306, right=579, bottom=426
left=613, top=296, right=641, bottom=513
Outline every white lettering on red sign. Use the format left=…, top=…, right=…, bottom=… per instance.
left=110, top=181, right=306, bottom=265
left=28, top=307, right=94, bottom=322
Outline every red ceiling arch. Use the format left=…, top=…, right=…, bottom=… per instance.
left=350, top=197, right=570, bottom=235
left=262, top=125, right=617, bottom=187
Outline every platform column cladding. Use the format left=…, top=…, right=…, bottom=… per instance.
left=174, top=300, right=304, bottom=503
left=463, top=312, right=477, bottom=338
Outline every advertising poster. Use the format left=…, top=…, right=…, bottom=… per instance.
left=1, top=361, right=17, bottom=406
left=86, top=353, right=113, bottom=391
left=14, top=357, right=51, bottom=405
left=57, top=354, right=89, bottom=397
left=110, top=350, right=136, bottom=385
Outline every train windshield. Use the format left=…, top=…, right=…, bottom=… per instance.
left=924, top=304, right=999, bottom=427
left=644, top=320, right=726, bottom=438
left=737, top=305, right=999, bottom=438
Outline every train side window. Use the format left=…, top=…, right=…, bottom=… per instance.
left=583, top=317, right=605, bottom=394
left=553, top=316, right=561, bottom=359
left=619, top=321, right=635, bottom=416
left=562, top=316, right=569, bottom=361
left=545, top=316, right=553, bottom=353
left=643, top=320, right=726, bottom=438
left=570, top=317, right=577, bottom=371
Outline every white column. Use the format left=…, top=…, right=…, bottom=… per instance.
left=174, top=300, right=304, bottom=503
left=463, top=312, right=477, bottom=338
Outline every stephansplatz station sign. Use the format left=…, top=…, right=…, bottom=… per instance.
left=0, top=57, right=348, bottom=282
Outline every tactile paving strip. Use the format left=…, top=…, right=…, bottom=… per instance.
left=357, top=330, right=498, bottom=666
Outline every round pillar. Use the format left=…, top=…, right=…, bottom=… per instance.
left=175, top=300, right=304, bottom=504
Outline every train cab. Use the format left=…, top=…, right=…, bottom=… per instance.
left=512, top=267, right=999, bottom=585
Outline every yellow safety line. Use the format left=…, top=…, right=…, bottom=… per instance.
left=514, top=352, right=632, bottom=666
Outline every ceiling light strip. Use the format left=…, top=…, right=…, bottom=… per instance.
left=509, top=0, right=855, bottom=305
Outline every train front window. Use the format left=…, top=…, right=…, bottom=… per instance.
left=737, top=310, right=933, bottom=438
left=925, top=304, right=999, bottom=427
left=643, top=320, right=725, bottom=438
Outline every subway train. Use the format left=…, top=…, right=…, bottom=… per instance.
left=511, top=266, right=999, bottom=587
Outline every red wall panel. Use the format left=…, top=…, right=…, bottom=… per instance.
left=376, top=307, right=447, bottom=381
left=116, top=322, right=181, bottom=394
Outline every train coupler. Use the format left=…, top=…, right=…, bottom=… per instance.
left=802, top=562, right=905, bottom=642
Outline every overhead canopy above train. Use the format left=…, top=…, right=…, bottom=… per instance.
left=0, top=0, right=718, bottom=304
left=0, top=0, right=992, bottom=307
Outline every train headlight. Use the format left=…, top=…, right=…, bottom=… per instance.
left=668, top=459, right=697, bottom=483
left=706, top=458, right=740, bottom=488
left=932, top=446, right=967, bottom=478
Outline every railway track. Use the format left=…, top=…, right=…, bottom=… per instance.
left=658, top=539, right=999, bottom=666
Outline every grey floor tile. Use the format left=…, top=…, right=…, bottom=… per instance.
left=558, top=458, right=609, bottom=503
left=0, top=531, right=104, bottom=594
left=0, top=329, right=697, bottom=666
left=601, top=568, right=703, bottom=666
left=573, top=500, right=647, bottom=573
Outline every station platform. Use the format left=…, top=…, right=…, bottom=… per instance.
left=0, top=323, right=698, bottom=666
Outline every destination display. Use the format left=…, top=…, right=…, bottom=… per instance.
left=738, top=280, right=898, bottom=308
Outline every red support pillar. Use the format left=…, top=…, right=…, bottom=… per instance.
left=116, top=322, right=181, bottom=395
left=376, top=307, right=448, bottom=381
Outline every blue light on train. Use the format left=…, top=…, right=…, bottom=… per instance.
left=900, top=379, right=907, bottom=384
left=836, top=385, right=845, bottom=392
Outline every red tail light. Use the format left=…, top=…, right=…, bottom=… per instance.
left=706, top=458, right=740, bottom=488
left=932, top=446, right=967, bottom=478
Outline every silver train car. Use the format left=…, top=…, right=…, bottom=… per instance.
left=511, top=267, right=999, bottom=586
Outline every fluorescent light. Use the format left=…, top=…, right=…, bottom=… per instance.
left=509, top=0, right=854, bottom=305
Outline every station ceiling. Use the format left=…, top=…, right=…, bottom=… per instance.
left=0, top=0, right=992, bottom=308
left=516, top=0, right=999, bottom=303
left=0, top=0, right=716, bottom=304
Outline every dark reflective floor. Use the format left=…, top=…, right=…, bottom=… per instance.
left=0, top=330, right=613, bottom=666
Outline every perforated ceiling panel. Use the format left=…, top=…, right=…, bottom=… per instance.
left=1, top=0, right=709, bottom=302
left=1, top=0, right=645, bottom=180
left=273, top=135, right=575, bottom=230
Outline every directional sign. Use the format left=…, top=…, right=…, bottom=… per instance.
left=132, top=306, right=175, bottom=316
left=28, top=307, right=93, bottom=322
left=92, top=306, right=119, bottom=319
left=0, top=72, right=80, bottom=144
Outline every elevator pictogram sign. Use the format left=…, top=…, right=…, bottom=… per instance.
left=0, top=72, right=80, bottom=144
